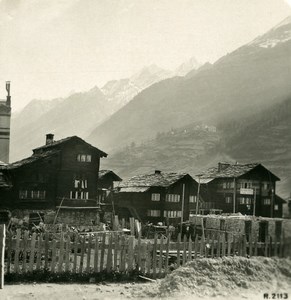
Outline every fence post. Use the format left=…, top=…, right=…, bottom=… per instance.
left=0, top=224, right=5, bottom=289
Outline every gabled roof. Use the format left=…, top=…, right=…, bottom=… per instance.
left=98, top=170, right=122, bottom=181
left=119, top=171, right=193, bottom=190
left=198, top=163, right=280, bottom=181
left=33, top=136, right=107, bottom=157
left=4, top=150, right=60, bottom=170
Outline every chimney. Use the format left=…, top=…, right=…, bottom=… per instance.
left=46, top=133, right=54, bottom=145
left=5, top=81, right=11, bottom=107
left=155, top=170, right=161, bottom=175
left=218, top=162, right=230, bottom=172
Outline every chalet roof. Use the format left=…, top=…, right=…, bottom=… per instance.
left=33, top=136, right=107, bottom=157
left=198, top=163, right=280, bottom=181
left=119, top=171, right=192, bottom=190
left=119, top=187, right=150, bottom=193
left=4, top=150, right=60, bottom=170
left=98, top=170, right=122, bottom=181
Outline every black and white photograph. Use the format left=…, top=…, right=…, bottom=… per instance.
left=0, top=0, right=291, bottom=299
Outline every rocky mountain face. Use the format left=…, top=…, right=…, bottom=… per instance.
left=11, top=60, right=200, bottom=161
left=101, top=64, right=174, bottom=111
left=10, top=87, right=111, bottom=161
left=88, top=16, right=291, bottom=154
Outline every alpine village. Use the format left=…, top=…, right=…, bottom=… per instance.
left=1, top=14, right=291, bottom=293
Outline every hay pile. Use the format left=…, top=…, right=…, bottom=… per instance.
left=135, top=257, right=291, bottom=298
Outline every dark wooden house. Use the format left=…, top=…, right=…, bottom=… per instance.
left=196, top=162, right=285, bottom=218
left=0, top=134, right=107, bottom=225
left=113, top=170, right=198, bottom=225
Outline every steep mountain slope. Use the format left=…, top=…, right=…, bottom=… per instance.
left=10, top=87, right=111, bottom=161
left=101, top=64, right=173, bottom=111
left=88, top=16, right=291, bottom=153
left=101, top=97, right=291, bottom=198
left=175, top=57, right=201, bottom=76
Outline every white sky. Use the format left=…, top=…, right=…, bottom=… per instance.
left=0, top=0, right=290, bottom=111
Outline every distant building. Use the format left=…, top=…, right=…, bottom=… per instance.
left=0, top=134, right=107, bottom=225
left=196, top=162, right=285, bottom=218
left=114, top=170, right=198, bottom=225
left=0, top=81, right=11, bottom=163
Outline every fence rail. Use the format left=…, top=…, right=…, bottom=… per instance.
left=2, top=228, right=289, bottom=278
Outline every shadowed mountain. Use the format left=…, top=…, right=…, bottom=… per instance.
left=88, top=16, right=291, bottom=154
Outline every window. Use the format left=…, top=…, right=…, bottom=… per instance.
left=70, top=191, right=89, bottom=200
left=240, top=181, right=252, bottom=189
left=263, top=198, right=271, bottom=205
left=147, top=210, right=161, bottom=217
left=77, top=154, right=92, bottom=162
left=166, top=194, right=180, bottom=202
left=19, top=190, right=28, bottom=199
left=263, top=182, right=271, bottom=190
left=225, top=196, right=232, bottom=204
left=163, top=210, right=182, bottom=218
left=151, top=193, right=160, bottom=201
left=189, top=195, right=197, bottom=203
left=274, top=204, right=279, bottom=211
left=222, top=181, right=234, bottom=189
left=239, top=197, right=252, bottom=205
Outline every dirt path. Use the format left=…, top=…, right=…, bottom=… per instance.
left=1, top=283, right=290, bottom=300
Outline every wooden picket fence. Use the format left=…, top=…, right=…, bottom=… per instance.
left=2, top=228, right=288, bottom=279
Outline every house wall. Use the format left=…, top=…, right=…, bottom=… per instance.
left=201, top=167, right=281, bottom=217
left=114, top=176, right=197, bottom=225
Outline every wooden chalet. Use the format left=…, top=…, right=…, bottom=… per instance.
left=196, top=162, right=285, bottom=218
left=113, top=170, right=198, bottom=225
left=0, top=134, right=107, bottom=225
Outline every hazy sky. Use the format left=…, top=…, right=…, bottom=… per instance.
left=0, top=0, right=290, bottom=111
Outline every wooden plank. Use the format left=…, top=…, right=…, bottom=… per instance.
left=177, top=233, right=181, bottom=266
left=221, top=233, right=226, bottom=257
left=249, top=233, right=253, bottom=257
left=242, top=235, right=247, bottom=257
left=205, top=234, right=210, bottom=258
left=73, top=233, right=79, bottom=273
left=22, top=231, right=29, bottom=273
left=152, top=234, right=157, bottom=279
left=158, top=237, right=163, bottom=277
left=210, top=233, right=214, bottom=258
left=128, top=236, right=134, bottom=272
left=0, top=224, right=5, bottom=289
left=268, top=237, right=272, bottom=257
left=194, top=235, right=199, bottom=259
left=44, top=232, right=50, bottom=270
left=232, top=235, right=236, bottom=257
left=238, top=236, right=242, bottom=257
left=106, top=234, right=113, bottom=272
left=188, top=236, right=192, bottom=262
left=58, top=232, right=64, bottom=273
left=121, top=218, right=125, bottom=230
left=113, top=233, right=118, bottom=271
left=94, top=234, right=99, bottom=272
left=36, top=233, right=43, bottom=271
left=100, top=233, right=106, bottom=272
left=14, top=229, right=21, bottom=273
left=140, top=242, right=146, bottom=274
left=137, top=234, right=141, bottom=269
left=130, top=218, right=135, bottom=236
left=79, top=236, right=86, bottom=273
left=65, top=234, right=71, bottom=272
left=29, top=233, right=37, bottom=272
left=146, top=242, right=152, bottom=276
left=50, top=239, right=57, bottom=273
left=264, top=236, right=268, bottom=257
left=182, top=235, right=187, bottom=265
left=86, top=235, right=92, bottom=273
left=279, top=233, right=284, bottom=258
left=165, top=235, right=170, bottom=274
left=227, top=234, right=231, bottom=257
left=216, top=234, right=221, bottom=258
left=120, top=235, right=126, bottom=272
left=6, top=232, right=12, bottom=274
left=254, top=235, right=258, bottom=257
